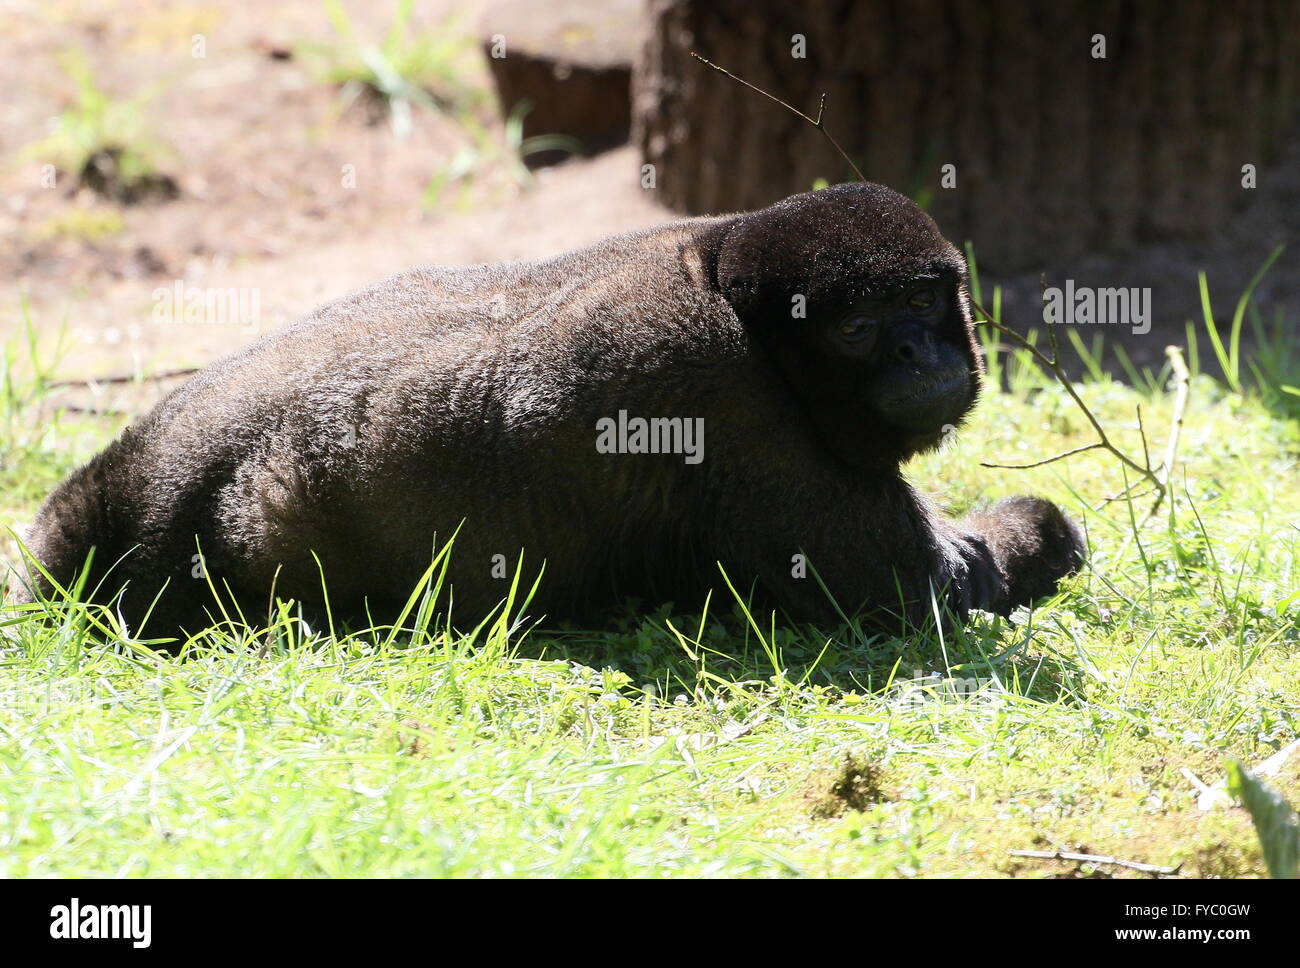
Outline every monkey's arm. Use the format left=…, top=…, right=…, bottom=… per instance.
left=703, top=452, right=1008, bottom=626
left=694, top=360, right=1026, bottom=624
left=958, top=496, right=1087, bottom=614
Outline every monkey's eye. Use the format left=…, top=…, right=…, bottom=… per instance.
left=837, top=314, right=877, bottom=343
left=906, top=288, right=939, bottom=314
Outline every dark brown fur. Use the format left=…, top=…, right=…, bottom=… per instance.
left=15, top=183, right=1085, bottom=639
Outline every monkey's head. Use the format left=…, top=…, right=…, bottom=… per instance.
left=714, top=182, right=982, bottom=471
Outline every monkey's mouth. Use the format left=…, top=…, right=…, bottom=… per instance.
left=878, top=367, right=973, bottom=433
left=893, top=369, right=969, bottom=406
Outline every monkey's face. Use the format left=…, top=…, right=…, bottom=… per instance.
left=824, top=275, right=978, bottom=454
left=715, top=181, right=983, bottom=471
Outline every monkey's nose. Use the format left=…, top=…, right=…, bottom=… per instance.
left=892, top=333, right=935, bottom=366
left=894, top=339, right=920, bottom=363
left=887, top=322, right=937, bottom=366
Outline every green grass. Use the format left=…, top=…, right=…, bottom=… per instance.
left=299, top=0, right=483, bottom=140
left=422, top=100, right=585, bottom=209
left=14, top=49, right=171, bottom=199
left=2, top=315, right=1298, bottom=877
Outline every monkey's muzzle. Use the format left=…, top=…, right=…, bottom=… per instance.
left=878, top=367, right=973, bottom=432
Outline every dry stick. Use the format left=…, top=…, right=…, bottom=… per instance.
left=973, top=305, right=1153, bottom=482
left=1135, top=404, right=1152, bottom=472
left=59, top=404, right=131, bottom=417
left=689, top=52, right=867, bottom=182
left=1096, top=347, right=1190, bottom=518
left=973, top=303, right=1194, bottom=519
left=1149, top=345, right=1191, bottom=517
left=48, top=366, right=200, bottom=388
left=1093, top=349, right=1192, bottom=573
left=980, top=441, right=1105, bottom=470
left=1009, top=848, right=1181, bottom=876
left=691, top=53, right=1191, bottom=521
left=1098, top=485, right=1158, bottom=508
left=1097, top=468, right=1159, bottom=507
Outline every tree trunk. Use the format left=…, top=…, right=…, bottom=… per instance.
left=633, top=0, right=1300, bottom=271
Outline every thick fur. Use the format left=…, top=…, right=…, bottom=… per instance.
left=15, top=183, right=1085, bottom=639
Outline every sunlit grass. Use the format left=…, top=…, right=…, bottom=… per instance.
left=1, top=305, right=1297, bottom=877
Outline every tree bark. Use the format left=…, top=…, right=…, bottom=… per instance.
left=633, top=0, right=1300, bottom=271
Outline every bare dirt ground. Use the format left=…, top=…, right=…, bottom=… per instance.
left=0, top=0, right=666, bottom=415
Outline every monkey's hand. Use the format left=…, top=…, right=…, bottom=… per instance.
left=938, top=530, right=1008, bottom=618
left=960, top=496, right=1087, bottom=615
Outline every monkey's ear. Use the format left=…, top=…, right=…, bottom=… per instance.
left=711, top=212, right=806, bottom=325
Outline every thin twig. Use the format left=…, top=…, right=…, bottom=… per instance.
left=58, top=404, right=132, bottom=417
left=1097, top=485, right=1158, bottom=508
left=972, top=303, right=1157, bottom=480
left=1147, top=346, right=1191, bottom=518
left=1010, top=848, right=1181, bottom=876
left=1098, top=478, right=1147, bottom=504
left=968, top=296, right=1193, bottom=522
left=1041, top=272, right=1060, bottom=362
left=48, top=366, right=200, bottom=388
left=1135, top=405, right=1152, bottom=472
left=690, top=52, right=867, bottom=182
left=981, top=442, right=1105, bottom=470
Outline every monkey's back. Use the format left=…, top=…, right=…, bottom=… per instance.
left=19, top=217, right=756, bottom=632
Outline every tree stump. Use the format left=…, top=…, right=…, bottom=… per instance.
left=481, top=0, right=644, bottom=166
